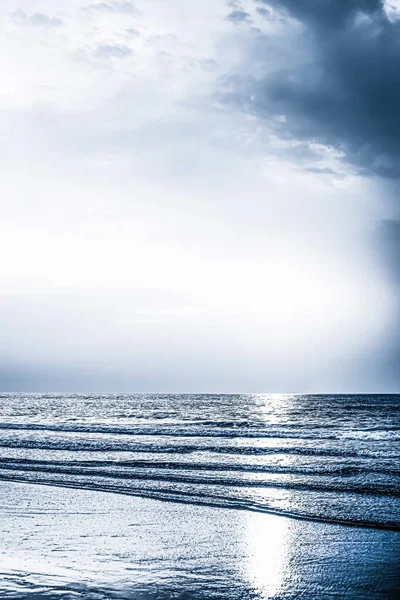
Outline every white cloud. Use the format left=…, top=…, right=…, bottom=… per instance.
left=384, top=0, right=400, bottom=21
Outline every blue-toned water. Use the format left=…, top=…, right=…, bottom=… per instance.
left=0, top=394, right=399, bottom=530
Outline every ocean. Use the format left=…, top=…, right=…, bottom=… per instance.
left=0, top=393, right=399, bottom=598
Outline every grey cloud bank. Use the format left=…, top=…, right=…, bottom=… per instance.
left=224, top=0, right=400, bottom=178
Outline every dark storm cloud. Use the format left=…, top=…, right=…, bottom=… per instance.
left=225, top=0, right=400, bottom=178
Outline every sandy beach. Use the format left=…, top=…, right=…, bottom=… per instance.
left=1, top=481, right=399, bottom=599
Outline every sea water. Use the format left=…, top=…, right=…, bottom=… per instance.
left=0, top=394, right=399, bottom=530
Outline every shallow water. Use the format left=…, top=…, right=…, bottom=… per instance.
left=1, top=482, right=400, bottom=599
left=0, top=394, right=399, bottom=529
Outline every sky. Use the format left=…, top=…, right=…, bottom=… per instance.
left=1, top=0, right=400, bottom=393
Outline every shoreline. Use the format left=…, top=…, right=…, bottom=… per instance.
left=1, top=481, right=399, bottom=599
left=1, top=474, right=399, bottom=532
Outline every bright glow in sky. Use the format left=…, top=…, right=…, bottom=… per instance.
left=1, top=0, right=399, bottom=392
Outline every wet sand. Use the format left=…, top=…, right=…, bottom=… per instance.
left=0, top=481, right=399, bottom=599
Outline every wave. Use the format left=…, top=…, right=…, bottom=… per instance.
left=2, top=456, right=400, bottom=477
left=0, top=422, right=399, bottom=441
left=0, top=461, right=398, bottom=497
left=0, top=437, right=374, bottom=458
left=1, top=471, right=399, bottom=531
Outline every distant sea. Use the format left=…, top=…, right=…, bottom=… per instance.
left=0, top=394, right=399, bottom=599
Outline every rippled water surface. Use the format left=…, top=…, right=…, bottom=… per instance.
left=0, top=393, right=399, bottom=530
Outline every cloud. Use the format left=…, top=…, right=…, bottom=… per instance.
left=93, top=44, right=133, bottom=59
left=255, top=6, right=271, bottom=18
left=29, top=12, right=64, bottom=27
left=83, top=1, right=138, bottom=14
left=304, top=166, right=343, bottom=177
left=226, top=10, right=251, bottom=23
left=11, top=10, right=63, bottom=28
left=221, top=0, right=400, bottom=178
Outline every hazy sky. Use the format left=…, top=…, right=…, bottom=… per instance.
left=1, top=0, right=400, bottom=392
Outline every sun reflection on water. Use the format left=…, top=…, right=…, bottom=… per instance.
left=243, top=512, right=290, bottom=599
